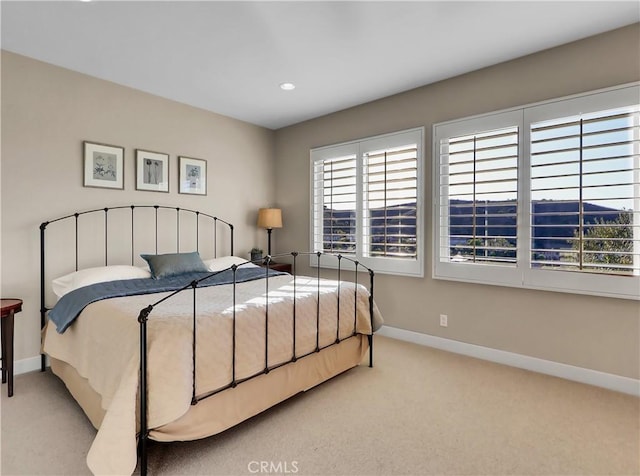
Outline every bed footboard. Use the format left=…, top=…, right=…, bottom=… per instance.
left=136, top=252, right=377, bottom=476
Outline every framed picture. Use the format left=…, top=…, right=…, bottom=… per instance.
left=83, top=141, right=124, bottom=189
left=135, top=149, right=169, bottom=192
left=179, top=156, right=207, bottom=195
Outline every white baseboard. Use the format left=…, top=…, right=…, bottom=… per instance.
left=376, top=326, right=640, bottom=397
left=14, top=355, right=44, bottom=375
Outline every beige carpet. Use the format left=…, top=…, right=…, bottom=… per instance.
left=1, top=336, right=638, bottom=475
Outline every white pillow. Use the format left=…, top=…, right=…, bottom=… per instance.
left=203, top=256, right=258, bottom=272
left=52, top=265, right=152, bottom=298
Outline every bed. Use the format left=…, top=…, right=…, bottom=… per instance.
left=39, top=205, right=383, bottom=475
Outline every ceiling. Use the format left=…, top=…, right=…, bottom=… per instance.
left=2, top=1, right=638, bottom=130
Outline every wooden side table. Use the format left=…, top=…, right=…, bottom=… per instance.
left=1, top=298, right=22, bottom=397
left=263, top=262, right=292, bottom=274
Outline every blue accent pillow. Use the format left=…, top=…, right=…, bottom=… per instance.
left=141, top=252, right=209, bottom=279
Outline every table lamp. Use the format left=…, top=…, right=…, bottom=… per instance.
left=257, top=208, right=282, bottom=256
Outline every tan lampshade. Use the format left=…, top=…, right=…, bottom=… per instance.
left=257, top=208, right=282, bottom=229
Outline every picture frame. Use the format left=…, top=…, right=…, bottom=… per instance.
left=135, top=149, right=169, bottom=193
left=83, top=141, right=124, bottom=189
left=179, top=156, right=207, bottom=195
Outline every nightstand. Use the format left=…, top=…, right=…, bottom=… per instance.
left=1, top=298, right=22, bottom=397
left=263, top=262, right=292, bottom=274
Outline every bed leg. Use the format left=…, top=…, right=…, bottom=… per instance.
left=138, top=305, right=152, bottom=476
left=140, top=437, right=148, bottom=476
left=368, top=269, right=374, bottom=368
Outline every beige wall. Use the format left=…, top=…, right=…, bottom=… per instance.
left=274, top=24, right=640, bottom=379
left=1, top=51, right=275, bottom=362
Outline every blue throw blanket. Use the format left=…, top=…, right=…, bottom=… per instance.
left=49, top=267, right=285, bottom=333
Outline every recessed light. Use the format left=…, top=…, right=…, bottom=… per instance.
left=280, top=82, right=295, bottom=91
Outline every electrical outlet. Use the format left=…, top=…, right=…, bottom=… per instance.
left=439, top=314, right=448, bottom=327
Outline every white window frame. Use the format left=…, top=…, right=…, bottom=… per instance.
left=310, top=127, right=424, bottom=277
left=433, top=83, right=640, bottom=300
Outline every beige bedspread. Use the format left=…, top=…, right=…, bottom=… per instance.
left=43, top=274, right=382, bottom=475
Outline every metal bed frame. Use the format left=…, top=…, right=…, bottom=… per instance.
left=39, top=205, right=375, bottom=475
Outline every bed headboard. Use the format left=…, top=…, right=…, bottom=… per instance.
left=39, top=204, right=234, bottom=366
left=40, top=205, right=233, bottom=268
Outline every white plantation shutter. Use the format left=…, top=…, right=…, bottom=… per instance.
left=363, top=144, right=418, bottom=258
left=530, top=106, right=640, bottom=276
left=433, top=110, right=523, bottom=288
left=312, top=154, right=357, bottom=254
left=440, top=126, right=519, bottom=265
left=311, top=128, right=424, bottom=277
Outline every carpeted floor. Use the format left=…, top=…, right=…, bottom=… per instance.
left=1, top=335, right=639, bottom=475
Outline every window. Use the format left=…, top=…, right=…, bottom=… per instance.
left=315, top=152, right=358, bottom=255
left=529, top=107, right=638, bottom=275
left=311, top=128, right=424, bottom=277
left=441, top=125, right=519, bottom=266
left=434, top=84, right=639, bottom=299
